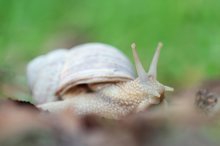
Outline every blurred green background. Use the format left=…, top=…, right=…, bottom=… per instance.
left=0, top=0, right=220, bottom=100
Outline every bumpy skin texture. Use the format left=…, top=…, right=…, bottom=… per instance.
left=38, top=79, right=164, bottom=119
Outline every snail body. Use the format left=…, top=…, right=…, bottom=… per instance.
left=27, top=42, right=173, bottom=119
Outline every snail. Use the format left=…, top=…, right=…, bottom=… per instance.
left=27, top=42, right=174, bottom=119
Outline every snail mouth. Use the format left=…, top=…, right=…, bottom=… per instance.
left=148, top=93, right=165, bottom=106
left=154, top=92, right=165, bottom=104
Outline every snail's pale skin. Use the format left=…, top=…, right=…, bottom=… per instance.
left=39, top=79, right=165, bottom=119
left=37, top=43, right=174, bottom=119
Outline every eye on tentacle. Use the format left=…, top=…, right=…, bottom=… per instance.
left=131, top=42, right=174, bottom=94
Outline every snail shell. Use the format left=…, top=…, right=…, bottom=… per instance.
left=27, top=49, right=67, bottom=104
left=27, top=43, right=135, bottom=104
